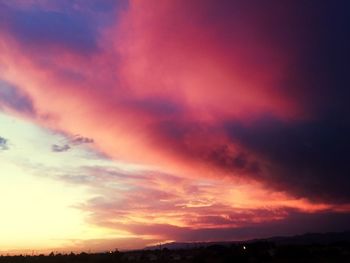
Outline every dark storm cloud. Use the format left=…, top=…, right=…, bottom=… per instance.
left=0, top=80, right=35, bottom=115
left=151, top=111, right=350, bottom=204
left=219, top=0, right=350, bottom=203
left=225, top=116, right=350, bottom=203
left=152, top=120, right=261, bottom=176
left=0, top=0, right=349, bottom=246
left=145, top=0, right=350, bottom=204
left=279, top=1, right=350, bottom=117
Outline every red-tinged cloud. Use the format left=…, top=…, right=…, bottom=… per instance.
left=63, top=166, right=349, bottom=243
left=0, top=0, right=350, bottom=245
left=117, top=1, right=304, bottom=120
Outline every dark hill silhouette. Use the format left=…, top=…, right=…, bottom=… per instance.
left=1, top=232, right=350, bottom=263
left=145, top=230, right=350, bottom=250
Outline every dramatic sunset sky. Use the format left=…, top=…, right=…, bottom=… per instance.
left=0, top=0, right=349, bottom=254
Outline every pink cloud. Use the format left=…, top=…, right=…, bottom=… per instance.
left=1, top=0, right=350, bottom=248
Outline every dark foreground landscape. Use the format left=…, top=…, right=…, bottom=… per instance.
left=1, top=232, right=350, bottom=263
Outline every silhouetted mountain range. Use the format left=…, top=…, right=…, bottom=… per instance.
left=145, top=231, right=350, bottom=250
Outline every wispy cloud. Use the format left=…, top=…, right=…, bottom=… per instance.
left=0, top=80, right=35, bottom=115
left=0, top=136, right=9, bottom=151
left=51, top=134, right=94, bottom=153
left=51, top=144, right=70, bottom=152
left=71, top=135, right=94, bottom=145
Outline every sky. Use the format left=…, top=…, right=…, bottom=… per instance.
left=0, top=0, right=350, bottom=254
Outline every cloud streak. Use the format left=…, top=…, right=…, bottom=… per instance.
left=51, top=134, right=94, bottom=152
left=0, top=80, right=35, bottom=115
left=0, top=136, right=9, bottom=151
